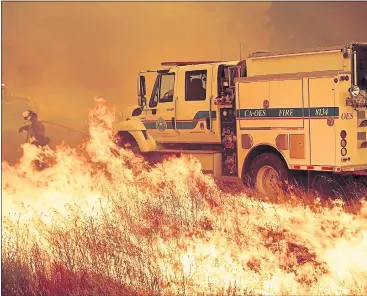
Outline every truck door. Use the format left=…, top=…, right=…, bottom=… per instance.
left=308, top=77, right=337, bottom=165
left=143, top=70, right=177, bottom=142
left=175, top=64, right=218, bottom=143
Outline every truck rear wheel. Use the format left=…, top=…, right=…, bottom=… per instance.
left=247, top=153, right=289, bottom=198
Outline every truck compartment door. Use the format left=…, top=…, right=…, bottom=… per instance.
left=237, top=79, right=304, bottom=129
left=308, top=77, right=337, bottom=166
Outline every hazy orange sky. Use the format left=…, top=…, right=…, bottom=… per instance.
left=2, top=1, right=367, bottom=126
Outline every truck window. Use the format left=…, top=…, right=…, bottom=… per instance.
left=356, top=45, right=367, bottom=90
left=149, top=73, right=175, bottom=108
left=185, top=70, right=207, bottom=101
left=159, top=73, right=175, bottom=103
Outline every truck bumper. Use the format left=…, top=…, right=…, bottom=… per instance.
left=290, top=164, right=367, bottom=174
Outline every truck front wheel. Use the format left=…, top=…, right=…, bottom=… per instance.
left=247, top=153, right=289, bottom=198
left=114, top=131, right=140, bottom=154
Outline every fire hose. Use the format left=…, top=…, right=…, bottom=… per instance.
left=23, top=120, right=125, bottom=166
left=23, top=121, right=89, bottom=144
left=40, top=121, right=89, bottom=136
left=23, top=121, right=122, bottom=151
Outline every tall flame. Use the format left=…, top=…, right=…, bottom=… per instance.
left=2, top=99, right=367, bottom=295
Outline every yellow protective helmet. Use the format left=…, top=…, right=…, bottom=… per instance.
left=22, top=110, right=36, bottom=122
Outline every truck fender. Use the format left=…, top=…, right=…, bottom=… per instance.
left=113, top=120, right=157, bottom=152
left=242, top=143, right=290, bottom=174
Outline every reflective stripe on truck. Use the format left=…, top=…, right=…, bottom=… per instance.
left=291, top=164, right=367, bottom=173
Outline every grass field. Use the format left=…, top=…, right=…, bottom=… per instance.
left=2, top=100, right=367, bottom=296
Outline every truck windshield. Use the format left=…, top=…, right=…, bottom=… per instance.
left=355, top=45, right=367, bottom=90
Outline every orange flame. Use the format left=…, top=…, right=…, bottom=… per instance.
left=2, top=99, right=367, bottom=295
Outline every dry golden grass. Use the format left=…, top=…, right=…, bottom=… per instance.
left=2, top=101, right=367, bottom=296
left=3, top=161, right=367, bottom=296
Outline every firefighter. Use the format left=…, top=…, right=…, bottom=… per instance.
left=19, top=110, right=50, bottom=147
left=18, top=110, right=51, bottom=170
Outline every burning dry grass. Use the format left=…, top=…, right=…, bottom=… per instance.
left=2, top=100, right=367, bottom=296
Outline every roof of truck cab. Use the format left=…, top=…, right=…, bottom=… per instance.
left=161, top=60, right=241, bottom=68
left=248, top=42, right=367, bottom=59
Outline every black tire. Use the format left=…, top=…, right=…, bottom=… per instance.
left=113, top=132, right=141, bottom=156
left=114, top=131, right=140, bottom=154
left=246, top=153, right=289, bottom=198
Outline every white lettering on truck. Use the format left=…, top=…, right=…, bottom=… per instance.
left=278, top=109, right=295, bottom=117
left=244, top=110, right=267, bottom=117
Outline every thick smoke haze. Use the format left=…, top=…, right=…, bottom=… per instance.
left=2, top=2, right=367, bottom=163
left=2, top=2, right=272, bottom=162
left=268, top=2, right=367, bottom=50
left=2, top=2, right=271, bottom=120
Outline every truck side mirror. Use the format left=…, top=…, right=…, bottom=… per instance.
left=139, top=76, right=146, bottom=97
left=138, top=75, right=147, bottom=107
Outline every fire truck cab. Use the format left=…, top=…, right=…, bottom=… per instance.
left=115, top=42, right=367, bottom=196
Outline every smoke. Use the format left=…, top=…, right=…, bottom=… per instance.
left=2, top=2, right=272, bottom=121
left=3, top=2, right=367, bottom=117
left=1, top=2, right=272, bottom=162
left=268, top=2, right=367, bottom=50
